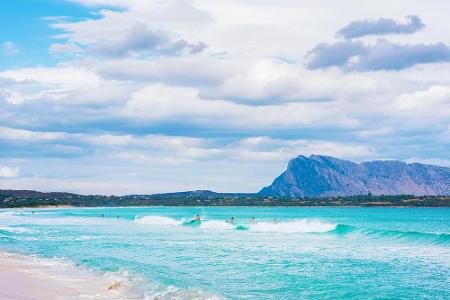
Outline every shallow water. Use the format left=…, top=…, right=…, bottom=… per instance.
left=1, top=207, right=449, bottom=299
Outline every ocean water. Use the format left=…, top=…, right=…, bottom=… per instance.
left=0, top=207, right=449, bottom=299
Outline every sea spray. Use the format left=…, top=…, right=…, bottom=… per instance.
left=329, top=224, right=450, bottom=245
left=200, top=220, right=234, bottom=230
left=248, top=219, right=336, bottom=233
left=134, top=215, right=184, bottom=226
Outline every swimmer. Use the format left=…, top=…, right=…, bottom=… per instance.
left=250, top=217, right=256, bottom=224
left=195, top=214, right=201, bottom=221
left=227, top=217, right=235, bottom=224
left=273, top=218, right=278, bottom=224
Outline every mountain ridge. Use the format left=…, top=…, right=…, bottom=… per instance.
left=259, top=155, right=450, bottom=197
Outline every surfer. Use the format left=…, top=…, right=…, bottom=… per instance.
left=195, top=214, right=201, bottom=221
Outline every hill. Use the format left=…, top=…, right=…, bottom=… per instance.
left=259, top=155, right=450, bottom=197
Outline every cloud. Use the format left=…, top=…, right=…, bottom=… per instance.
left=202, top=59, right=377, bottom=103
left=0, top=127, right=67, bottom=141
left=306, top=39, right=450, bottom=71
left=67, top=0, right=129, bottom=7
left=305, top=40, right=366, bottom=69
left=94, top=57, right=242, bottom=86
left=0, top=88, right=67, bottom=105
left=0, top=125, right=375, bottom=165
left=337, top=15, right=425, bottom=39
left=393, top=85, right=450, bottom=118
left=2, top=41, right=20, bottom=55
left=86, top=23, right=206, bottom=58
left=0, top=66, right=133, bottom=106
left=123, top=84, right=359, bottom=129
left=0, top=166, right=20, bottom=178
left=49, top=43, right=82, bottom=54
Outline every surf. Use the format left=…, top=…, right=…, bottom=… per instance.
left=247, top=219, right=336, bottom=233
left=330, top=224, right=450, bottom=245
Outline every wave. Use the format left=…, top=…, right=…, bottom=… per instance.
left=199, top=220, right=235, bottom=230
left=330, top=224, right=450, bottom=245
left=0, top=211, right=17, bottom=219
left=144, top=285, right=223, bottom=300
left=99, top=214, right=450, bottom=246
left=135, top=215, right=184, bottom=226
left=0, top=226, right=37, bottom=234
left=248, top=219, right=336, bottom=233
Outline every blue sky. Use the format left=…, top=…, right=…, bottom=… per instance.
left=0, top=0, right=449, bottom=194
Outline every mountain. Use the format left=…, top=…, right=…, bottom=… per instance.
left=259, top=155, right=450, bottom=197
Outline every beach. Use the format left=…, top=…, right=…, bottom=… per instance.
left=0, top=251, right=137, bottom=300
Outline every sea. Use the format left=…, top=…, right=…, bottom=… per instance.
left=0, top=206, right=449, bottom=299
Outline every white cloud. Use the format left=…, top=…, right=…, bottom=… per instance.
left=94, top=56, right=244, bottom=85
left=202, top=59, right=377, bottom=103
left=0, top=88, right=67, bottom=105
left=233, top=136, right=375, bottom=162
left=395, top=85, right=450, bottom=110
left=123, top=83, right=359, bottom=129
left=393, top=85, right=450, bottom=120
left=0, top=67, right=102, bottom=90
left=2, top=41, right=19, bottom=55
left=0, top=166, right=20, bottom=178
left=49, top=43, right=82, bottom=54
left=0, top=127, right=67, bottom=141
left=67, top=0, right=129, bottom=6
left=0, top=66, right=132, bottom=105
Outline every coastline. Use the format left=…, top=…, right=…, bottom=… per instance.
left=2, top=204, right=450, bottom=210
left=0, top=251, right=140, bottom=300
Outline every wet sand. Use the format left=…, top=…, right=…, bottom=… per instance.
left=0, top=252, right=139, bottom=300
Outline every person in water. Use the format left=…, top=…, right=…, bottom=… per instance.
left=273, top=218, right=278, bottom=224
left=250, top=217, right=256, bottom=224
left=195, top=214, right=201, bottom=221
left=227, top=217, right=235, bottom=224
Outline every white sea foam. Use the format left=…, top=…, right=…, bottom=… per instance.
left=0, top=226, right=37, bottom=234
left=199, top=220, right=234, bottom=230
left=144, top=285, right=223, bottom=300
left=248, top=219, right=336, bottom=233
left=0, top=211, right=16, bottom=219
left=0, top=251, right=138, bottom=299
left=135, top=215, right=183, bottom=226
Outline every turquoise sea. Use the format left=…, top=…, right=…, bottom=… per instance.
left=1, top=207, right=449, bottom=299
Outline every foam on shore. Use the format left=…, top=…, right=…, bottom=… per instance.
left=0, top=251, right=139, bottom=300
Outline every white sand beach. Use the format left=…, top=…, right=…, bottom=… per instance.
left=0, top=252, right=139, bottom=300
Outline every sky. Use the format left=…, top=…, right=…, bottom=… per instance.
left=0, top=0, right=449, bottom=195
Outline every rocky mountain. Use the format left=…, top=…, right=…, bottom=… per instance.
left=259, top=155, right=450, bottom=197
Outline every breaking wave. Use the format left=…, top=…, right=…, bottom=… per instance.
left=199, top=220, right=235, bottom=230
left=134, top=215, right=337, bottom=233
left=248, top=219, right=336, bottom=233
left=134, top=215, right=184, bottom=226
left=330, top=224, right=450, bottom=245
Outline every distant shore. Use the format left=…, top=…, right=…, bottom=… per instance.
left=1, top=189, right=449, bottom=208
left=0, top=251, right=138, bottom=300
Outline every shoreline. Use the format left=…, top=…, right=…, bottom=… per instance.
left=0, top=251, right=140, bottom=300
left=1, top=205, right=449, bottom=210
